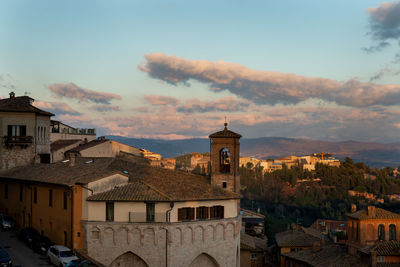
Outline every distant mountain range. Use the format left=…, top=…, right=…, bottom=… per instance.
left=106, top=135, right=400, bottom=168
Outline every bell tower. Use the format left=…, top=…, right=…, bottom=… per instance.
left=209, top=122, right=241, bottom=193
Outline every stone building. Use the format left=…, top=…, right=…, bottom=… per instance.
left=209, top=122, right=241, bottom=194
left=347, top=206, right=400, bottom=265
left=0, top=92, right=54, bottom=170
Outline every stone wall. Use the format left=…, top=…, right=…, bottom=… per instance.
left=1, top=145, right=34, bottom=170
left=82, top=215, right=241, bottom=267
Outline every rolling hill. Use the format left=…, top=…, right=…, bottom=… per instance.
left=106, top=135, right=400, bottom=167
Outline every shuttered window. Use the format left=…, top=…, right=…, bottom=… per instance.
left=196, top=206, right=210, bottom=220
left=7, top=125, right=26, bottom=136
left=211, top=205, right=224, bottom=219
left=177, top=207, right=195, bottom=221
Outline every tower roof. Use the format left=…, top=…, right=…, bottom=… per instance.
left=209, top=122, right=242, bottom=139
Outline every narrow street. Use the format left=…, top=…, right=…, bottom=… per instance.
left=0, top=229, right=52, bottom=267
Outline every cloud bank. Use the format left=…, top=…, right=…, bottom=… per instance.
left=139, top=53, right=400, bottom=107
left=366, top=1, right=400, bottom=52
left=48, top=82, right=121, bottom=104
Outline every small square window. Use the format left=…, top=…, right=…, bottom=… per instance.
left=222, top=182, right=227, bottom=188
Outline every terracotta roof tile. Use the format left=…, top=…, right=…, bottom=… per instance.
left=209, top=124, right=241, bottom=138
left=87, top=181, right=169, bottom=201
left=0, top=156, right=239, bottom=201
left=275, top=230, right=321, bottom=247
left=240, top=233, right=267, bottom=251
left=50, top=139, right=82, bottom=152
left=0, top=158, right=118, bottom=186
left=359, top=241, right=400, bottom=256
left=0, top=96, right=54, bottom=116
left=68, top=139, right=109, bottom=152
left=347, top=207, right=400, bottom=220
left=283, top=244, right=362, bottom=267
left=108, top=158, right=240, bottom=201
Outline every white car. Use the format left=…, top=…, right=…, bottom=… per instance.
left=47, top=245, right=79, bottom=267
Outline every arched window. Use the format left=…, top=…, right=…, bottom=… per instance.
left=378, top=224, right=385, bottom=241
left=389, top=224, right=396, bottom=241
left=219, top=148, right=230, bottom=173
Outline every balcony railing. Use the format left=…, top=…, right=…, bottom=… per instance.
left=4, top=136, right=33, bottom=148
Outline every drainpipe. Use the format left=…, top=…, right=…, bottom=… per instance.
left=165, top=202, right=174, bottom=267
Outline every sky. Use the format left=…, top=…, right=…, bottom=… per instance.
left=1, top=0, right=400, bottom=142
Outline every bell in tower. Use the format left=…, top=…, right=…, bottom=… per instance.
left=209, top=122, right=241, bottom=193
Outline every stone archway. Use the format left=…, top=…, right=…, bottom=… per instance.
left=109, top=252, right=148, bottom=267
left=189, top=253, right=219, bottom=267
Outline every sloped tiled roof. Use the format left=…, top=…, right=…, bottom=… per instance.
left=50, top=139, right=82, bottom=152
left=0, top=156, right=239, bottom=201
left=283, top=244, right=362, bottom=267
left=347, top=207, right=400, bottom=220
left=108, top=157, right=240, bottom=201
left=87, top=181, right=169, bottom=201
left=359, top=241, right=400, bottom=256
left=209, top=123, right=242, bottom=138
left=240, top=233, right=267, bottom=251
left=0, top=95, right=54, bottom=116
left=0, top=158, right=119, bottom=186
left=275, top=230, right=321, bottom=247
left=68, top=139, right=109, bottom=152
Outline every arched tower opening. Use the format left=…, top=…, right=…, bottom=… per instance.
left=219, top=148, right=231, bottom=173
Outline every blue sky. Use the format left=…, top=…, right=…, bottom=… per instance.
left=1, top=0, right=400, bottom=142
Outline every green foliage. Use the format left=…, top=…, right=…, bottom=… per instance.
left=241, top=157, right=400, bottom=236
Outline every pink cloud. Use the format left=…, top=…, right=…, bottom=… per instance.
left=35, top=100, right=81, bottom=115
left=48, top=82, right=121, bottom=104
left=139, top=53, right=400, bottom=107
left=144, top=95, right=180, bottom=106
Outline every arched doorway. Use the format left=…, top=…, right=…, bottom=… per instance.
left=109, top=252, right=148, bottom=267
left=189, top=253, right=219, bottom=267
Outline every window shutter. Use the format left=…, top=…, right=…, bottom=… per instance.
left=220, top=205, right=224, bottom=218
left=206, top=207, right=210, bottom=219
left=178, top=208, right=183, bottom=221
left=190, top=208, right=195, bottom=220
left=196, top=207, right=200, bottom=220
left=210, top=207, right=214, bottom=219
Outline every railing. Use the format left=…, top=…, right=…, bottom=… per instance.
left=4, top=136, right=33, bottom=147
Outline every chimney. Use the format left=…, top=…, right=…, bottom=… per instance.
left=68, top=153, right=76, bottom=167
left=351, top=204, right=357, bottom=213
left=9, top=92, right=15, bottom=98
left=368, top=206, right=376, bottom=217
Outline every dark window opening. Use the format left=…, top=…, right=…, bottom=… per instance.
left=378, top=224, right=385, bottom=241
left=211, top=205, right=224, bottom=219
left=19, top=185, right=23, bottom=202
left=389, top=224, right=396, bottom=241
left=219, top=148, right=231, bottom=173
left=222, top=182, right=227, bottom=188
left=106, top=202, right=114, bottom=221
left=356, top=222, right=359, bottom=241
left=146, top=203, right=155, bottom=222
left=33, top=187, right=37, bottom=204
left=64, top=231, right=67, bottom=246
left=178, top=207, right=195, bottom=221
left=196, top=206, right=210, bottom=220
left=8, top=125, right=26, bottom=137
left=49, top=189, right=53, bottom=207
left=63, top=192, right=67, bottom=210
left=4, top=184, right=8, bottom=199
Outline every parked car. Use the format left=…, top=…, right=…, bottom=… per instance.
left=32, top=235, right=52, bottom=254
left=19, top=227, right=40, bottom=247
left=47, top=245, right=79, bottom=267
left=0, top=247, right=12, bottom=267
left=0, top=214, right=16, bottom=230
left=65, top=259, right=94, bottom=267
